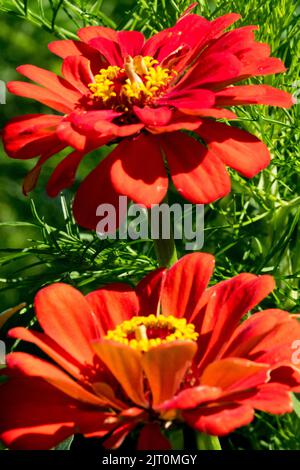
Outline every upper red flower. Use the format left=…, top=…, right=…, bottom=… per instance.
left=1, top=253, right=300, bottom=450
left=3, top=11, right=293, bottom=229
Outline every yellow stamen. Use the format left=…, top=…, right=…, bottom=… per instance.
left=88, top=55, right=176, bottom=110
left=105, top=315, right=198, bottom=352
left=88, top=65, right=120, bottom=103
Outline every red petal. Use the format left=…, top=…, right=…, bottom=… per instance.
left=7, top=81, right=74, bottom=114
left=269, top=365, right=300, bottom=389
left=110, top=135, right=168, bottom=206
left=68, top=110, right=143, bottom=138
left=86, top=283, right=138, bottom=335
left=175, top=13, right=241, bottom=72
left=70, top=109, right=120, bottom=127
left=142, top=15, right=210, bottom=62
left=175, top=52, right=241, bottom=90
left=222, top=309, right=294, bottom=358
left=78, top=25, right=118, bottom=42
left=160, top=385, right=222, bottom=411
left=72, top=152, right=121, bottom=230
left=197, top=120, right=271, bottom=177
left=179, top=108, right=237, bottom=119
left=161, top=131, right=231, bottom=204
left=49, top=39, right=96, bottom=57
left=3, top=114, right=62, bottom=158
left=146, top=112, right=202, bottom=134
left=161, top=253, right=214, bottom=321
left=141, top=341, right=197, bottom=407
left=93, top=120, right=143, bottom=138
left=240, top=383, right=293, bottom=414
left=216, top=85, right=293, bottom=108
left=88, top=37, right=123, bottom=67
left=209, top=13, right=242, bottom=37
left=197, top=274, right=275, bottom=372
left=46, top=150, right=86, bottom=197
left=179, top=2, right=198, bottom=18
left=60, top=111, right=124, bottom=149
left=199, top=26, right=282, bottom=85
left=160, top=44, right=191, bottom=69
left=136, top=268, right=166, bottom=316
left=49, top=39, right=84, bottom=57
left=16, top=64, right=81, bottom=102
left=117, top=31, right=145, bottom=57
left=22, top=143, right=65, bottom=195
left=7, top=351, right=126, bottom=411
left=183, top=403, right=254, bottom=436
left=133, top=106, right=173, bottom=126
left=201, top=358, right=269, bottom=391
left=203, top=25, right=259, bottom=58
left=8, top=327, right=82, bottom=379
left=56, top=119, right=87, bottom=150
left=34, top=283, right=98, bottom=366
left=49, top=40, right=105, bottom=74
left=0, top=377, right=78, bottom=450
left=62, top=56, right=94, bottom=93
left=103, top=421, right=136, bottom=449
left=142, top=30, right=172, bottom=61
left=242, top=56, right=286, bottom=77
left=6, top=352, right=104, bottom=406
left=159, top=88, right=215, bottom=109
left=245, top=315, right=300, bottom=366
left=0, top=377, right=114, bottom=450
left=137, top=423, right=171, bottom=450
left=92, top=340, right=147, bottom=407
left=168, top=14, right=211, bottom=50
left=20, top=137, right=63, bottom=162
left=67, top=109, right=120, bottom=138
left=22, top=159, right=43, bottom=194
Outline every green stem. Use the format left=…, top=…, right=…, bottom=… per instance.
left=196, top=432, right=222, bottom=450
left=149, top=195, right=178, bottom=268
left=153, top=236, right=178, bottom=268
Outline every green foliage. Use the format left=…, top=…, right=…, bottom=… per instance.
left=54, top=435, right=74, bottom=450
left=0, top=194, right=156, bottom=336
left=0, top=0, right=299, bottom=451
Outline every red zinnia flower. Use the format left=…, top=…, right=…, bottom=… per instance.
left=1, top=253, right=300, bottom=450
left=3, top=11, right=293, bottom=229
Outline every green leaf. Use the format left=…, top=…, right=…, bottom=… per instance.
left=54, top=435, right=74, bottom=450
left=292, top=394, right=300, bottom=418
left=167, top=428, right=184, bottom=450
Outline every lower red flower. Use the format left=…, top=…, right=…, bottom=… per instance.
left=1, top=253, right=300, bottom=449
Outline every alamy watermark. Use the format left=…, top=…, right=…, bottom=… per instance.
left=96, top=196, right=204, bottom=250
left=0, top=80, right=6, bottom=104
left=292, top=80, right=300, bottom=105
left=291, top=339, right=300, bottom=365
left=0, top=340, right=6, bottom=365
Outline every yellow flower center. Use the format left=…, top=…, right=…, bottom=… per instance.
left=88, top=56, right=176, bottom=111
left=105, top=315, right=198, bottom=352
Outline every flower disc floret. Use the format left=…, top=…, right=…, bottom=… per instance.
left=88, top=56, right=176, bottom=110
left=105, top=314, right=199, bottom=352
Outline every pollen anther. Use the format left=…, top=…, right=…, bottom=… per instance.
left=88, top=55, right=176, bottom=110
left=105, top=315, right=198, bottom=352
